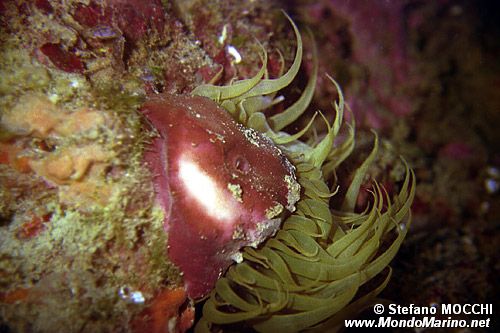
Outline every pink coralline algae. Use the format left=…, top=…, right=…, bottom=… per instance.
left=39, top=43, right=85, bottom=74
left=304, top=0, right=418, bottom=130
left=141, top=94, right=300, bottom=299
left=72, top=0, right=165, bottom=43
left=333, top=0, right=414, bottom=118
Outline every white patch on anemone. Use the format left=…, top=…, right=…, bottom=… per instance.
left=178, top=154, right=237, bottom=224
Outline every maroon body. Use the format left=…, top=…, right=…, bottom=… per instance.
left=141, top=94, right=299, bottom=299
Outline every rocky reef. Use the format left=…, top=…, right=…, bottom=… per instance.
left=1, top=0, right=497, bottom=332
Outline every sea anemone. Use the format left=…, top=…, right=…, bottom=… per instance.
left=141, top=92, right=301, bottom=300
left=186, top=13, right=416, bottom=332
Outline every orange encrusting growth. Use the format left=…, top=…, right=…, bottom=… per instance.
left=2, top=94, right=107, bottom=138
left=0, top=143, right=31, bottom=173
left=0, top=288, right=30, bottom=304
left=0, top=93, right=120, bottom=208
left=131, top=287, right=194, bottom=333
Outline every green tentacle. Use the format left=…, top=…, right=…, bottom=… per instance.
left=194, top=12, right=415, bottom=333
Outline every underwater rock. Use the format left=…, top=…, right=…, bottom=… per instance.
left=141, top=93, right=300, bottom=299
left=300, top=0, right=417, bottom=131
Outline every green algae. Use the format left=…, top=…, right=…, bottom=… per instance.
left=0, top=32, right=179, bottom=333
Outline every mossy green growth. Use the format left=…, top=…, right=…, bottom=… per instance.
left=0, top=34, right=179, bottom=332
left=0, top=110, right=181, bottom=332
left=193, top=13, right=415, bottom=333
left=0, top=42, right=51, bottom=109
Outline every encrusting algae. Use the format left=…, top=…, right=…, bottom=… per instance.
left=0, top=6, right=415, bottom=333
left=0, top=28, right=184, bottom=330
